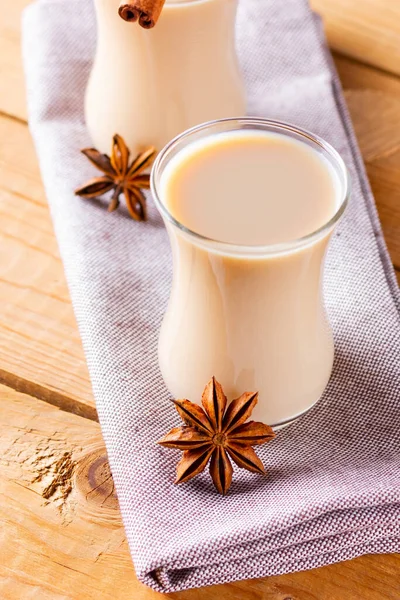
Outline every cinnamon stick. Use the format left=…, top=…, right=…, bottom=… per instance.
left=118, top=0, right=166, bottom=29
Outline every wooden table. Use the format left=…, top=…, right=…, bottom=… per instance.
left=1, top=1, right=399, bottom=598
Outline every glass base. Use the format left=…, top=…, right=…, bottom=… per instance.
left=271, top=403, right=316, bottom=431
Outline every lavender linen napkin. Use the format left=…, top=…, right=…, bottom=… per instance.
left=22, top=0, right=400, bottom=592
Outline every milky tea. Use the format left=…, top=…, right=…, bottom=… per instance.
left=152, top=120, right=348, bottom=427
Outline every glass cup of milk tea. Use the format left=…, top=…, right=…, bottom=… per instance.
left=85, top=0, right=246, bottom=154
left=151, top=118, right=350, bottom=429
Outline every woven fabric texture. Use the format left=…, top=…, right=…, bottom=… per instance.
left=22, top=0, right=400, bottom=592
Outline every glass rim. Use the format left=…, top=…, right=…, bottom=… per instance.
left=151, top=117, right=351, bottom=257
left=163, top=0, right=210, bottom=6
left=165, top=0, right=211, bottom=4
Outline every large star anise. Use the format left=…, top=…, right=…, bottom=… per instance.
left=158, top=377, right=275, bottom=495
left=75, top=134, right=156, bottom=221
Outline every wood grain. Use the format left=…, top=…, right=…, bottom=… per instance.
left=0, top=0, right=30, bottom=122
left=343, top=89, right=400, bottom=266
left=0, top=115, right=94, bottom=417
left=334, top=55, right=400, bottom=272
left=334, top=54, right=400, bottom=96
left=0, top=384, right=137, bottom=600
left=1, top=384, right=399, bottom=600
left=312, top=0, right=400, bottom=76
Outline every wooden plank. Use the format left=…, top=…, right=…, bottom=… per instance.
left=0, top=384, right=137, bottom=600
left=312, top=0, right=400, bottom=76
left=334, top=54, right=400, bottom=96
left=334, top=56, right=400, bottom=281
left=343, top=89, right=400, bottom=163
left=1, top=384, right=399, bottom=599
left=339, top=75, right=400, bottom=266
left=336, top=58, right=400, bottom=261
left=0, top=0, right=30, bottom=122
left=366, top=148, right=400, bottom=257
left=0, top=115, right=94, bottom=418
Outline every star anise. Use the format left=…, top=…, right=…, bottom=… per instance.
left=158, top=377, right=275, bottom=495
left=75, top=134, right=156, bottom=221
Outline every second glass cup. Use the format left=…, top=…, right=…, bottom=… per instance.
left=151, top=118, right=350, bottom=429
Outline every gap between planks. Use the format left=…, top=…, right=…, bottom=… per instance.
left=0, top=369, right=98, bottom=422
left=0, top=109, right=27, bottom=126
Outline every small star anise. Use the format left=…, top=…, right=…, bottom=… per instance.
left=158, top=377, right=275, bottom=495
left=75, top=134, right=156, bottom=221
